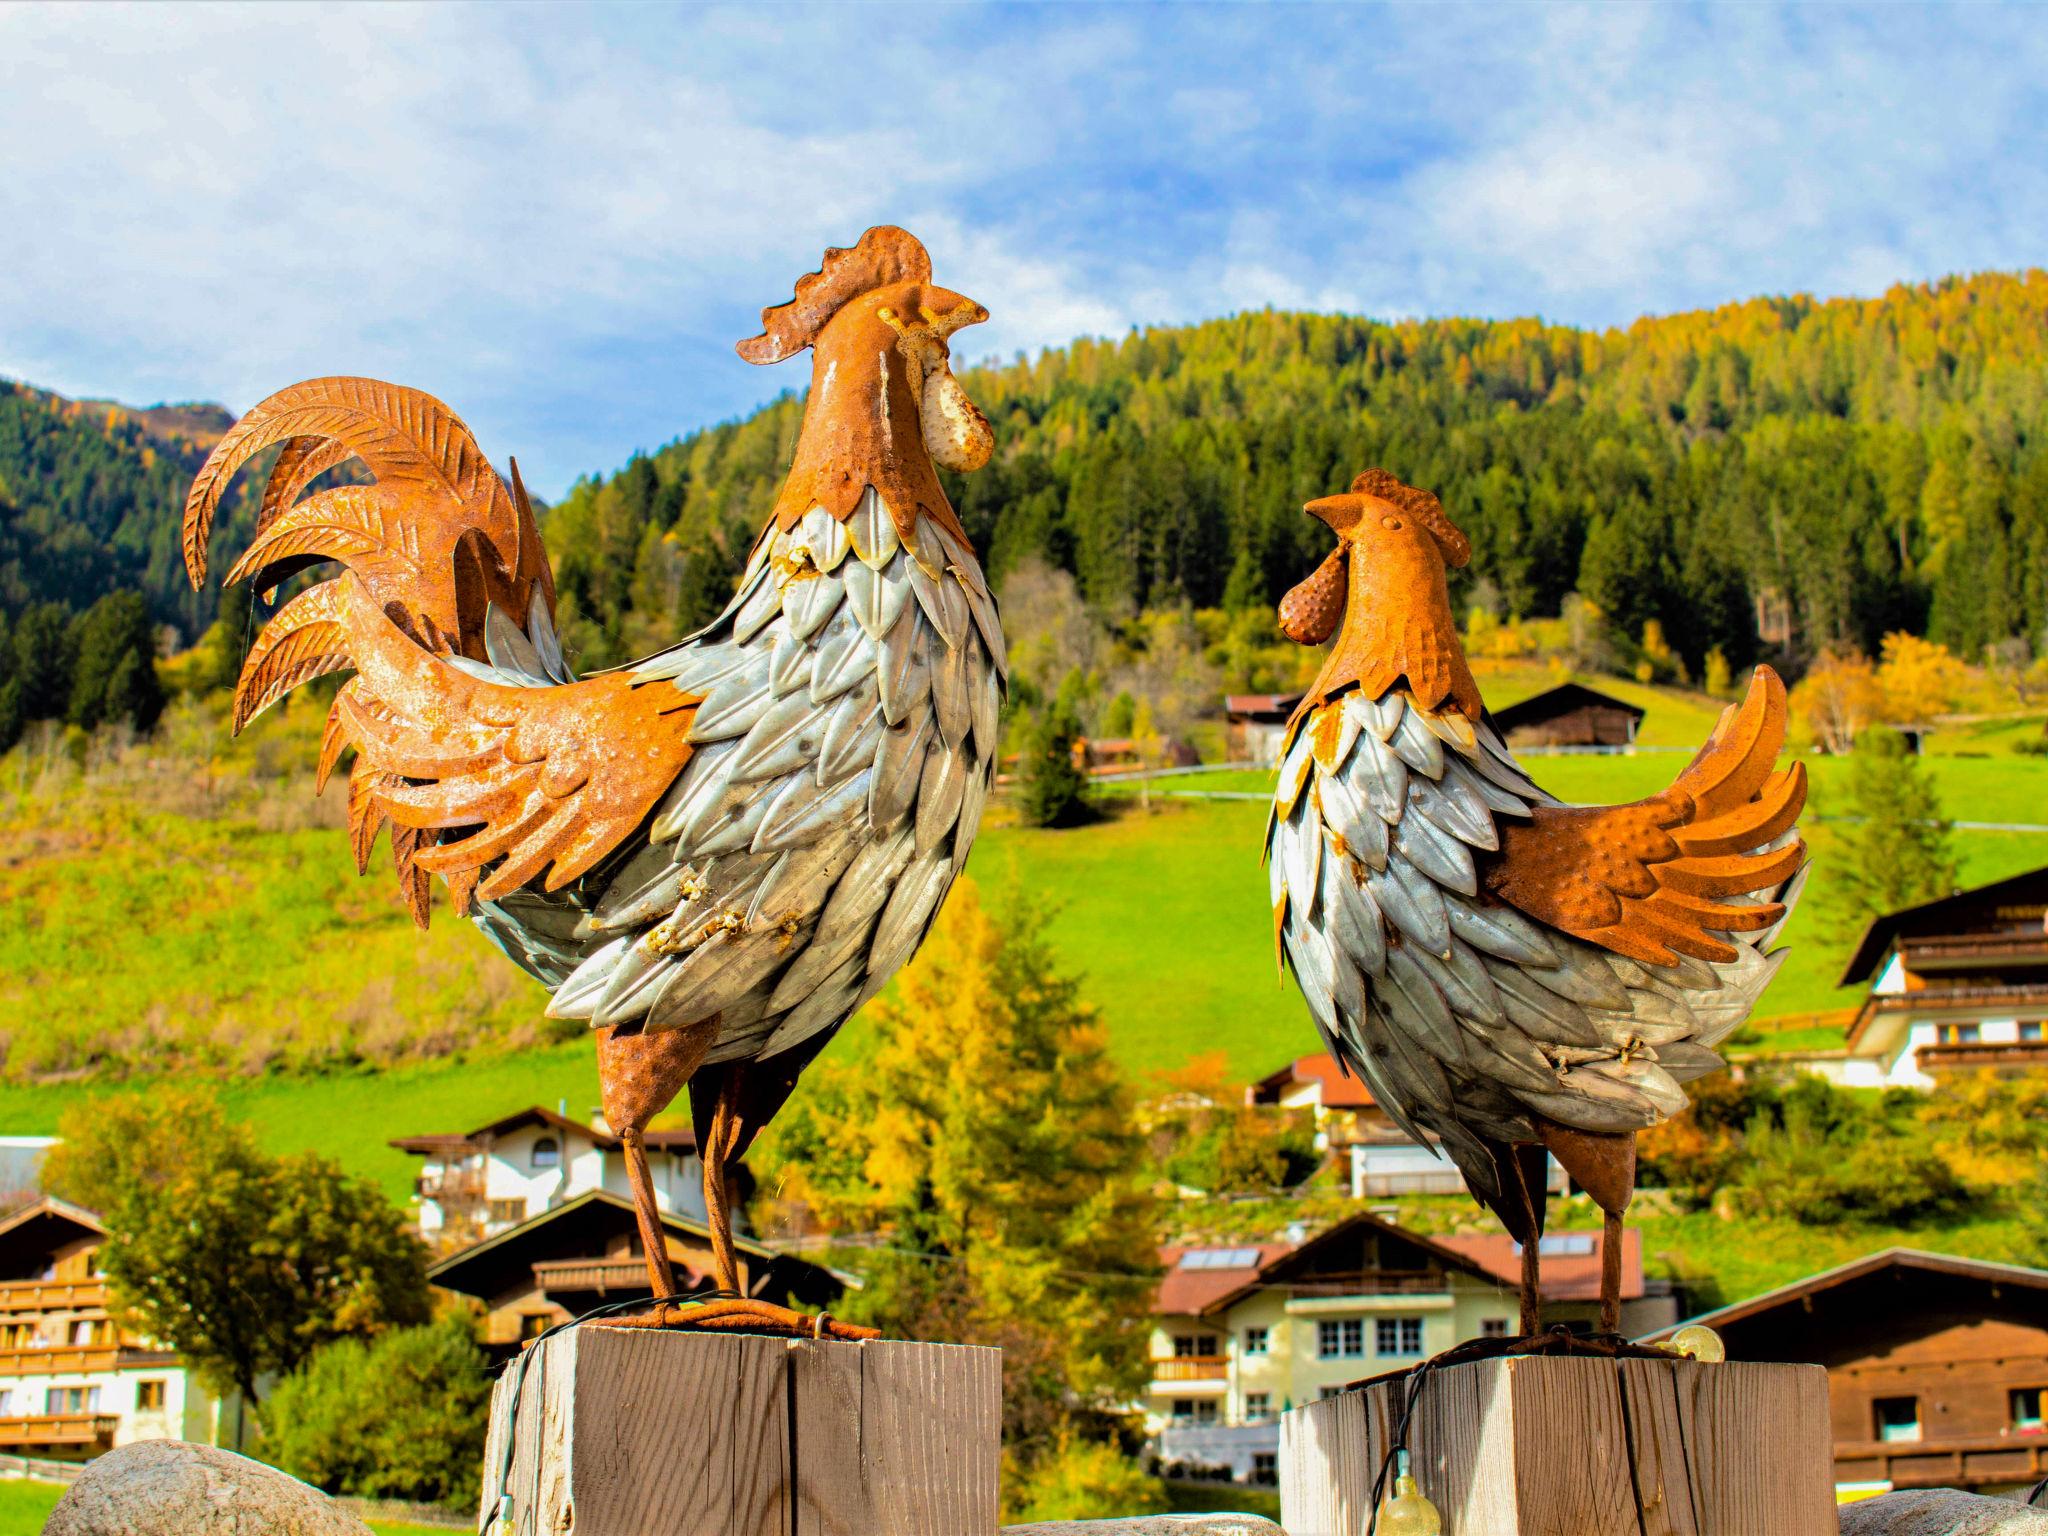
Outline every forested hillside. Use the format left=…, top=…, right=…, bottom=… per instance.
left=5, top=271, right=2047, bottom=681
left=545, top=270, right=2048, bottom=676
left=0, top=382, right=251, bottom=637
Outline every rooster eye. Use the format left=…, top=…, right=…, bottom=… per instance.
left=1382, top=515, right=1404, bottom=531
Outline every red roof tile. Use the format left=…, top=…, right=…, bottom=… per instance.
left=1437, top=1229, right=1644, bottom=1303
left=1155, top=1240, right=1297, bottom=1316
left=1251, top=1053, right=1376, bottom=1109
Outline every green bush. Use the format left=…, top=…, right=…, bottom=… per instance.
left=258, top=1316, right=492, bottom=1508
left=1006, top=1433, right=1168, bottom=1524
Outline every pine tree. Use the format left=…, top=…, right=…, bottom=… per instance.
left=1829, top=727, right=1958, bottom=936
left=1017, top=695, right=1090, bottom=828
left=68, top=590, right=164, bottom=731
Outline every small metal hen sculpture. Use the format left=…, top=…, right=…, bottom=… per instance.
left=183, top=227, right=1005, bottom=1336
left=1268, top=471, right=1807, bottom=1337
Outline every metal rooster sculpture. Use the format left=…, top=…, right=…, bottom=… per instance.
left=1268, top=471, right=1807, bottom=1337
left=183, top=227, right=1006, bottom=1335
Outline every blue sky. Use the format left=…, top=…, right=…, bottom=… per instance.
left=3, top=2, right=2045, bottom=496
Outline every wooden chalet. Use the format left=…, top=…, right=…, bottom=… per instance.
left=1488, top=682, right=1643, bottom=749
left=1835, top=865, right=2048, bottom=1088
left=426, top=1189, right=852, bottom=1356
left=0, top=1198, right=224, bottom=1457
left=1646, top=1250, right=2048, bottom=1498
left=1224, top=693, right=1303, bottom=766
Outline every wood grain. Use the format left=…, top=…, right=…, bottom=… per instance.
left=1280, top=1356, right=1834, bottom=1536
left=479, top=1327, right=999, bottom=1536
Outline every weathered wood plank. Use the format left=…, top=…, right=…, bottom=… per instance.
left=1279, top=1355, right=1834, bottom=1536
left=479, top=1326, right=999, bottom=1536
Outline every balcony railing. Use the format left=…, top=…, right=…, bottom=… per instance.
left=0, top=1281, right=106, bottom=1314
left=1151, top=1358, right=1229, bottom=1382
left=0, top=1414, right=119, bottom=1448
left=1902, top=934, right=2048, bottom=970
left=1851, top=985, right=2048, bottom=1039
left=1917, top=1041, right=2048, bottom=1071
left=1286, top=1272, right=1448, bottom=1297
left=0, top=1346, right=119, bottom=1377
left=1835, top=1431, right=2048, bottom=1489
left=532, top=1259, right=660, bottom=1294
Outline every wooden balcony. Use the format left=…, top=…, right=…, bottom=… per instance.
left=1151, top=1358, right=1229, bottom=1382
left=532, top=1259, right=652, bottom=1294
left=1835, top=1431, right=2048, bottom=1489
left=1850, top=985, right=2048, bottom=1041
left=1286, top=1271, right=1448, bottom=1298
left=0, top=1346, right=118, bottom=1377
left=0, top=1280, right=106, bottom=1313
left=0, top=1413, right=118, bottom=1449
left=1902, top=933, right=2048, bottom=971
left=1918, top=1041, right=2048, bottom=1072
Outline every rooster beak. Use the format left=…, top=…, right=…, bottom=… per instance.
left=920, top=289, right=989, bottom=343
left=1303, top=494, right=1365, bottom=537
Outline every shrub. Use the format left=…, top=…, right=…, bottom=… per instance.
left=1006, top=1433, right=1167, bottom=1525
left=259, top=1315, right=492, bottom=1508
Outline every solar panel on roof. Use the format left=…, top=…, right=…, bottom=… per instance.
left=1177, top=1247, right=1261, bottom=1270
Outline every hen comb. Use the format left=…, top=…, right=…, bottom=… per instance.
left=1351, top=469, right=1471, bottom=567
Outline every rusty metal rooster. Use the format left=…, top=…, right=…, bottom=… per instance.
left=1268, top=471, right=1807, bottom=1337
left=183, top=226, right=1005, bottom=1336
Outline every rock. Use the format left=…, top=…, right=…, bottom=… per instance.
left=1003, top=1517, right=1286, bottom=1536
left=41, top=1440, right=373, bottom=1536
left=1837, top=1488, right=2048, bottom=1536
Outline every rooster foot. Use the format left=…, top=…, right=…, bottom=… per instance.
left=594, top=1297, right=880, bottom=1342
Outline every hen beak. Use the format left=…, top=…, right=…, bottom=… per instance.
left=1303, top=493, right=1366, bottom=536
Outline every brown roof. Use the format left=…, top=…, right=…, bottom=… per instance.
left=392, top=1104, right=696, bottom=1157
left=1438, top=1229, right=1644, bottom=1303
left=1641, top=1247, right=2048, bottom=1341
left=1488, top=682, right=1645, bottom=733
left=1225, top=693, right=1303, bottom=721
left=1250, top=1052, right=1376, bottom=1109
left=1836, top=864, right=2048, bottom=988
left=1156, top=1240, right=1299, bottom=1316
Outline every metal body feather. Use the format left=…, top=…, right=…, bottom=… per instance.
left=1268, top=687, right=1803, bottom=1209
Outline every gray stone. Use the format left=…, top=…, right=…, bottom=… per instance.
left=1837, top=1488, right=2048, bottom=1536
left=41, top=1440, right=373, bottom=1536
left=1003, top=1517, right=1285, bottom=1536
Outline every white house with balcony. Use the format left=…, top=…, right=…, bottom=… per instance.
left=1828, top=867, right=2048, bottom=1089
left=0, top=1198, right=226, bottom=1458
left=392, top=1104, right=704, bottom=1250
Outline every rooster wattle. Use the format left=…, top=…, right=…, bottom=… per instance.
left=183, top=227, right=1006, bottom=1335
left=1267, top=470, right=1807, bottom=1336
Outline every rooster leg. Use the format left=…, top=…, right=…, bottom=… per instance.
left=1535, top=1119, right=1638, bottom=1337
left=702, top=1068, right=747, bottom=1295
left=597, top=1022, right=717, bottom=1300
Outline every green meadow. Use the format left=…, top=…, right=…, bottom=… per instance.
left=4, top=676, right=2046, bottom=1198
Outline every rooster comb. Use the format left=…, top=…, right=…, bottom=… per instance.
left=736, top=226, right=934, bottom=365
left=1351, top=469, right=1471, bottom=567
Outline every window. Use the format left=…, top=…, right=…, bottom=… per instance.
left=43, top=1386, right=99, bottom=1415
left=1318, top=1319, right=1364, bottom=1358
left=488, top=1198, right=527, bottom=1226
left=1252, top=1452, right=1278, bottom=1484
left=0, top=1390, right=12, bottom=1416
left=520, top=1314, right=552, bottom=1340
left=1169, top=1398, right=1216, bottom=1425
left=531, top=1137, right=561, bottom=1170
left=1481, top=1318, right=1510, bottom=1338
left=135, top=1380, right=166, bottom=1412
left=1936, top=1023, right=1980, bottom=1045
left=1242, top=1326, right=1270, bottom=1356
left=1319, top=1385, right=1347, bottom=1399
left=1874, top=1396, right=1921, bottom=1444
left=1173, top=1334, right=1220, bottom=1358
left=68, top=1319, right=104, bottom=1347
left=2021, top=1022, right=2045, bottom=1043
left=2012, top=1387, right=2045, bottom=1433
left=1377, top=1317, right=1424, bottom=1357
left=1244, top=1392, right=1271, bottom=1421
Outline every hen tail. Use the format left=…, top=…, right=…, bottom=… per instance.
left=183, top=378, right=561, bottom=922
left=1484, top=666, right=1808, bottom=969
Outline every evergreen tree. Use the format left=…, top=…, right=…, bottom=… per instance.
left=10, top=602, right=75, bottom=723
left=1017, top=695, right=1090, bottom=828
left=68, top=590, right=164, bottom=731
left=1828, top=727, right=1959, bottom=936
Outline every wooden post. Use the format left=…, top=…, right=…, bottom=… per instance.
left=1279, top=1355, right=1834, bottom=1536
left=479, top=1326, right=1001, bottom=1536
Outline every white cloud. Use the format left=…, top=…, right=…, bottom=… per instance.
left=2, top=2, right=2044, bottom=488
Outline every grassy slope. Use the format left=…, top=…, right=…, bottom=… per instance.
left=4, top=678, right=2046, bottom=1203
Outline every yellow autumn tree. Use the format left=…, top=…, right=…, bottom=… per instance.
left=754, top=880, right=1160, bottom=1464
left=1789, top=649, right=1881, bottom=754
left=1874, top=632, right=1975, bottom=725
